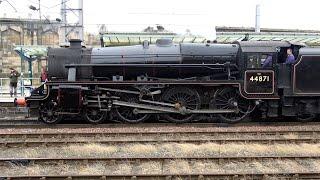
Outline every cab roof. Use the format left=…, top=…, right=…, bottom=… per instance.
left=238, top=41, right=306, bottom=53
left=299, top=47, right=320, bottom=55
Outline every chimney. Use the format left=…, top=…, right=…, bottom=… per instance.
left=255, top=4, right=261, bottom=33
left=69, top=39, right=82, bottom=48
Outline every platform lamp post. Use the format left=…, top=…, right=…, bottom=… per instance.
left=29, top=2, right=41, bottom=21
left=29, top=2, right=41, bottom=85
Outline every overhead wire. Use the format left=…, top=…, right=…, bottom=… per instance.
left=26, top=0, right=72, bottom=10
left=26, top=0, right=50, bottom=9
left=1, top=0, right=18, bottom=12
left=48, top=0, right=71, bottom=9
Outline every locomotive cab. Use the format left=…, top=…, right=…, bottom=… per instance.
left=274, top=42, right=305, bottom=92
left=238, top=41, right=283, bottom=96
left=238, top=41, right=305, bottom=97
left=237, top=41, right=308, bottom=119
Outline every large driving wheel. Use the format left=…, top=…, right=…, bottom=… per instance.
left=115, top=94, right=149, bottom=123
left=83, top=107, right=107, bottom=124
left=39, top=101, right=62, bottom=124
left=212, top=87, right=252, bottom=123
left=161, top=87, right=201, bottom=123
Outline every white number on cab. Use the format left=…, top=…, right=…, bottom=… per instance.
left=249, top=75, right=270, bottom=82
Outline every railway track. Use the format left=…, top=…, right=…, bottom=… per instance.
left=0, top=117, right=262, bottom=127
left=3, top=173, right=320, bottom=179
left=0, top=108, right=318, bottom=127
left=1, top=129, right=320, bottom=147
left=0, top=118, right=318, bottom=126
left=2, top=156, right=320, bottom=179
left=0, top=119, right=40, bottom=126
left=2, top=123, right=320, bottom=179
left=0, top=106, right=28, bottom=115
left=2, top=155, right=320, bottom=164
left=0, top=120, right=277, bottom=127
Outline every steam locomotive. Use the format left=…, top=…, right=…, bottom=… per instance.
left=24, top=39, right=320, bottom=124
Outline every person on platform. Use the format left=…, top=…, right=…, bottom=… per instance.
left=40, top=67, right=48, bottom=83
left=285, top=48, right=296, bottom=64
left=39, top=67, right=48, bottom=95
left=262, top=54, right=273, bottom=68
left=8, top=68, right=20, bottom=97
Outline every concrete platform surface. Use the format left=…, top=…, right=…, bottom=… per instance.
left=0, top=96, right=23, bottom=103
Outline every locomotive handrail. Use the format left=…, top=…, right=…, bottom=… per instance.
left=65, top=63, right=238, bottom=68
left=82, top=54, right=236, bottom=57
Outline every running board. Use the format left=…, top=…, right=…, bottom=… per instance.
left=112, top=100, right=236, bottom=114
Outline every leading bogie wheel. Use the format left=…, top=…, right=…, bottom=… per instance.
left=39, top=101, right=62, bottom=124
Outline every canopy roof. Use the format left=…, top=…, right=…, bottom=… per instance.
left=14, top=46, right=48, bottom=61
left=216, top=32, right=320, bottom=46
left=101, top=32, right=207, bottom=46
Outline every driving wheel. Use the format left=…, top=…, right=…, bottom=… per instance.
left=115, top=93, right=150, bottom=123
left=161, top=87, right=201, bottom=123
left=212, top=87, right=252, bottom=123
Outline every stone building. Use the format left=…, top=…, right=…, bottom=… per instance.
left=0, top=18, right=59, bottom=78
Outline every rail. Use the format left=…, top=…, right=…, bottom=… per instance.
left=1, top=127, right=320, bottom=147
left=1, top=135, right=319, bottom=147
left=3, top=155, right=320, bottom=164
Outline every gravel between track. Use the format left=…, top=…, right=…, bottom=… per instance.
left=1, top=143, right=320, bottom=158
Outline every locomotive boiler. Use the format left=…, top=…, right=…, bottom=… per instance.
left=25, top=39, right=320, bottom=124
left=48, top=39, right=239, bottom=81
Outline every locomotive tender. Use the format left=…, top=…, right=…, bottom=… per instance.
left=25, top=39, right=320, bottom=124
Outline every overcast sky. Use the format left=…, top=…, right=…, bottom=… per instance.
left=1, top=0, right=319, bottom=39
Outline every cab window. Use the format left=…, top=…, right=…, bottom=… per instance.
left=260, top=54, right=269, bottom=67
left=246, top=53, right=270, bottom=69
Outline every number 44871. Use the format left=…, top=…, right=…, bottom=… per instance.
left=249, top=75, right=270, bottom=82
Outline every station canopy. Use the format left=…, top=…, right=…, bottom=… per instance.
left=14, top=46, right=48, bottom=61
left=101, top=32, right=207, bottom=46
left=215, top=27, right=320, bottom=47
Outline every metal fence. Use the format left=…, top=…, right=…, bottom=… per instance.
left=0, top=78, right=41, bottom=97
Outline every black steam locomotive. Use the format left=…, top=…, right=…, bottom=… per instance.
left=24, top=39, right=320, bottom=124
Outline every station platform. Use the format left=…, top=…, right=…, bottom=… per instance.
left=0, top=96, right=23, bottom=107
left=0, top=96, right=29, bottom=118
left=0, top=97, right=16, bottom=102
